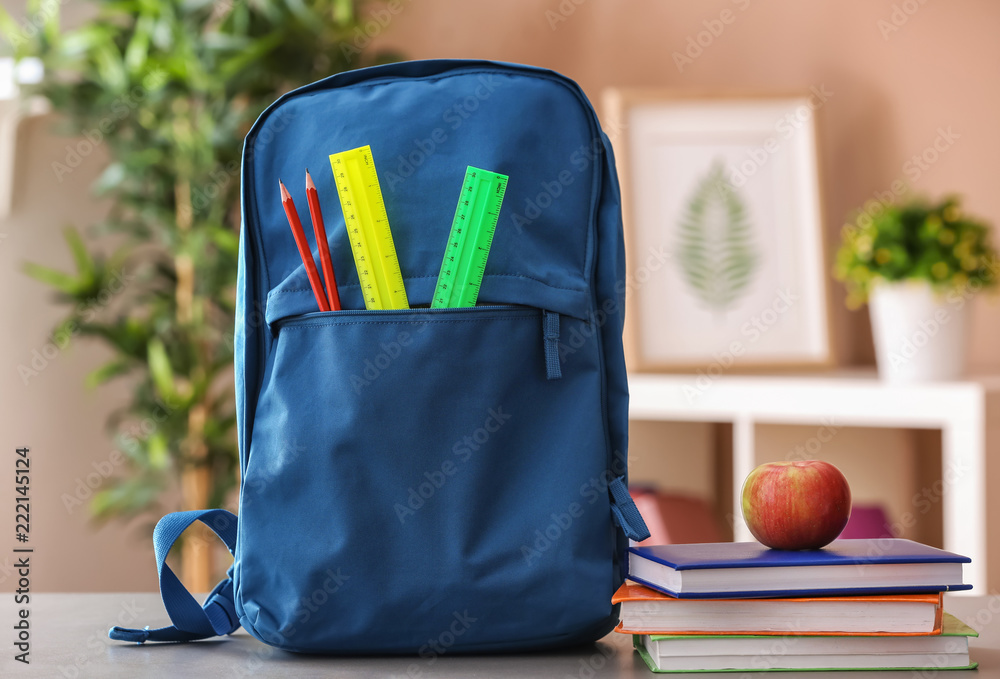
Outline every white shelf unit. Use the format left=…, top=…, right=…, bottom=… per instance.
left=628, top=371, right=999, bottom=593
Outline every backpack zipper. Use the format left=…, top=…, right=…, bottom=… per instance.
left=273, top=303, right=527, bottom=329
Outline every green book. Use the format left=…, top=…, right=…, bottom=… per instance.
left=634, top=612, right=978, bottom=673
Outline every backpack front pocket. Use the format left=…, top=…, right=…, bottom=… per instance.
left=237, top=305, right=618, bottom=653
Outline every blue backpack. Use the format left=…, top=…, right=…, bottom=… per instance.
left=110, top=59, right=648, bottom=653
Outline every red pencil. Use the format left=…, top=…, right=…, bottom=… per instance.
left=280, top=180, right=330, bottom=312
left=305, top=170, right=342, bottom=311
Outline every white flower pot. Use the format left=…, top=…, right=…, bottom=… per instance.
left=868, top=282, right=968, bottom=383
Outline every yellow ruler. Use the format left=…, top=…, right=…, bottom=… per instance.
left=329, top=145, right=409, bottom=310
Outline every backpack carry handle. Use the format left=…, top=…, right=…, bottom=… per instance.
left=109, top=509, right=240, bottom=643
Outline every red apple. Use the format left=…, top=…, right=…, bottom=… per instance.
left=741, top=460, right=852, bottom=550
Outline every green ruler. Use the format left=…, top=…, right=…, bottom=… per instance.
left=329, top=145, right=410, bottom=310
left=431, top=166, right=509, bottom=308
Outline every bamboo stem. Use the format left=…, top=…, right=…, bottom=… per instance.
left=175, top=180, right=194, bottom=325
left=175, top=174, right=210, bottom=590
left=181, top=404, right=212, bottom=593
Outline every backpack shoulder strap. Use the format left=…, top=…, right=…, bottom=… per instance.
left=108, top=509, right=240, bottom=643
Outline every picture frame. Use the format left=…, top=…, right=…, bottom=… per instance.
left=603, top=90, right=834, bottom=372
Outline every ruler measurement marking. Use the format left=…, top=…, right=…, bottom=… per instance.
left=329, top=146, right=409, bottom=310
left=432, top=167, right=508, bottom=308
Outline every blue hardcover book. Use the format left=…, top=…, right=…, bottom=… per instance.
left=628, top=539, right=971, bottom=599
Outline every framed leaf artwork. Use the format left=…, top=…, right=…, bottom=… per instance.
left=603, top=90, right=833, bottom=372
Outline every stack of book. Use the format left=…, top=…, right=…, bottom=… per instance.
left=617, top=538, right=977, bottom=673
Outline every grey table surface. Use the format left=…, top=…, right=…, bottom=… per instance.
left=0, top=593, right=998, bottom=678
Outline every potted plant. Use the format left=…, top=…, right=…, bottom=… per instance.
left=3, top=0, right=399, bottom=590
left=834, top=196, right=996, bottom=382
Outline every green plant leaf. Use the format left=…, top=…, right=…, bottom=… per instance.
left=216, top=31, right=283, bottom=79
left=676, top=160, right=759, bottom=311
left=147, top=431, right=170, bottom=470
left=333, top=0, right=355, bottom=24
left=22, top=261, right=80, bottom=294
left=90, top=475, right=164, bottom=520
left=93, top=42, right=128, bottom=93
left=20, top=0, right=61, bottom=49
left=65, top=227, right=95, bottom=276
left=146, top=337, right=176, bottom=401
left=86, top=358, right=134, bottom=388
left=123, top=13, right=153, bottom=75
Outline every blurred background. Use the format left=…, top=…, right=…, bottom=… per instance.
left=1, top=0, right=998, bottom=593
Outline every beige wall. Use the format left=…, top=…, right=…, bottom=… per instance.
left=0, top=115, right=160, bottom=592
left=2, top=0, right=996, bottom=590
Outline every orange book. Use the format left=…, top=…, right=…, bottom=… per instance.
left=613, top=582, right=943, bottom=636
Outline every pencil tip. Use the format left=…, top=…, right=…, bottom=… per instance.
left=279, top=180, right=290, bottom=200
left=305, top=170, right=315, bottom=190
